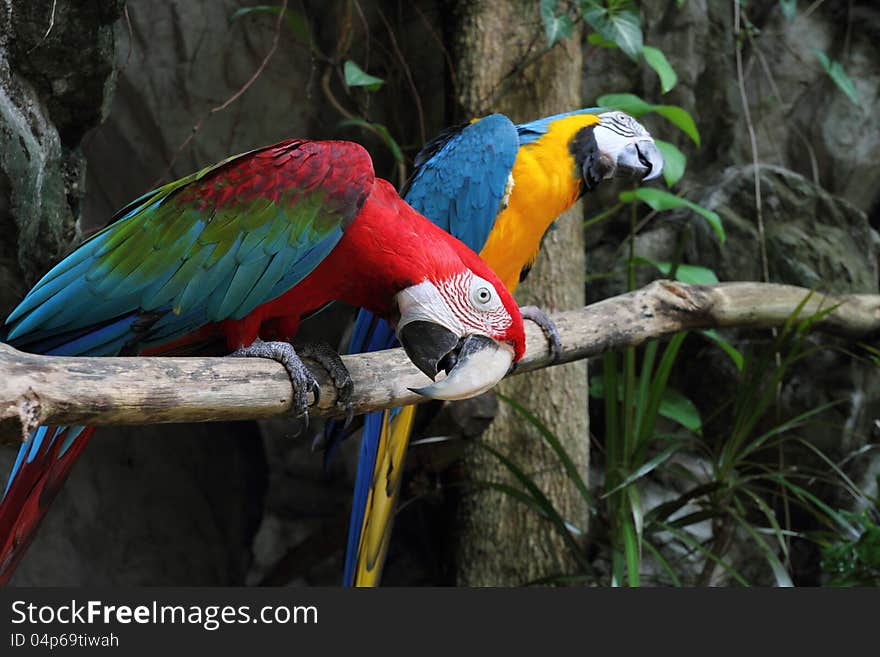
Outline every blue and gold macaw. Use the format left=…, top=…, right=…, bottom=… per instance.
left=338, top=108, right=664, bottom=586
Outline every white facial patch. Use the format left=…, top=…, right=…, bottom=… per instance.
left=395, top=280, right=466, bottom=336
left=395, top=273, right=512, bottom=338
left=595, top=111, right=653, bottom=157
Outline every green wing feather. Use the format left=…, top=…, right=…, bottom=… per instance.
left=5, top=140, right=374, bottom=356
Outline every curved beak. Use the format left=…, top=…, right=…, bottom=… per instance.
left=398, top=323, right=514, bottom=401
left=615, top=139, right=664, bottom=182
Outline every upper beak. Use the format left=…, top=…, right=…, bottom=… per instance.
left=615, top=140, right=663, bottom=182
left=397, top=322, right=514, bottom=400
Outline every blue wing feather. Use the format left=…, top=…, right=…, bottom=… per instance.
left=404, top=113, right=518, bottom=247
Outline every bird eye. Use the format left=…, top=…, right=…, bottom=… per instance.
left=475, top=287, right=492, bottom=304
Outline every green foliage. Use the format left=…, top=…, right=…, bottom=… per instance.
left=343, top=61, right=384, bottom=91
left=653, top=139, right=685, bottom=187
left=540, top=0, right=575, bottom=47
left=619, top=188, right=724, bottom=243
left=586, top=32, right=618, bottom=48
left=814, top=50, right=863, bottom=109
left=580, top=0, right=643, bottom=60
left=636, top=257, right=719, bottom=285
left=700, top=329, right=744, bottom=372
left=642, top=46, right=677, bottom=93
left=544, top=2, right=677, bottom=93
left=486, top=301, right=876, bottom=586
left=589, top=367, right=702, bottom=434
left=820, top=510, right=880, bottom=586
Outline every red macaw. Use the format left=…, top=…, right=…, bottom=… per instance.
left=0, top=139, right=526, bottom=584
left=338, top=109, right=664, bottom=586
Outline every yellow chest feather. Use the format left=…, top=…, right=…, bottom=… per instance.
left=478, top=114, right=598, bottom=292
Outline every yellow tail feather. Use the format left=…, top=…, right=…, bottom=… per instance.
left=353, top=404, right=417, bottom=587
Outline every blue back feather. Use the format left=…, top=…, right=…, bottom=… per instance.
left=516, top=107, right=604, bottom=145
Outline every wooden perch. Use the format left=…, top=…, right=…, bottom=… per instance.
left=1, top=281, right=878, bottom=444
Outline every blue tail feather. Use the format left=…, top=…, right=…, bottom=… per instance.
left=342, top=411, right=385, bottom=586
left=334, top=310, right=401, bottom=586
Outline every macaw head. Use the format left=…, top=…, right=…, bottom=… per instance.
left=392, top=242, right=525, bottom=401
left=572, top=110, right=664, bottom=192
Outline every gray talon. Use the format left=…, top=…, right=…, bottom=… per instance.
left=342, top=403, right=355, bottom=431
left=311, top=380, right=321, bottom=406
left=520, top=305, right=563, bottom=363
left=230, top=338, right=318, bottom=424
left=298, top=341, right=354, bottom=413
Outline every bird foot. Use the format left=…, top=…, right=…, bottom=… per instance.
left=230, top=339, right=319, bottom=432
left=298, top=341, right=355, bottom=438
left=520, top=305, right=562, bottom=364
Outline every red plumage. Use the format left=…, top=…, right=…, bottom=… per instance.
left=0, top=139, right=525, bottom=584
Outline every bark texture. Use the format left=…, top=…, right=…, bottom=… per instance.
left=2, top=282, right=878, bottom=444
left=452, top=1, right=589, bottom=585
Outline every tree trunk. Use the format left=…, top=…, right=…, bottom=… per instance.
left=451, top=1, right=589, bottom=586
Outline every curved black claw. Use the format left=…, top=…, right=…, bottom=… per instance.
left=520, top=305, right=563, bottom=364
left=230, top=338, right=317, bottom=431
left=299, top=341, right=355, bottom=422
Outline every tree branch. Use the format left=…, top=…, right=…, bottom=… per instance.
left=1, top=281, right=878, bottom=444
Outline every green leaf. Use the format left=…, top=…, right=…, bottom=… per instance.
left=343, top=60, right=384, bottom=91
left=475, top=442, right=594, bottom=573
left=587, top=32, right=619, bottom=48
left=655, top=521, right=750, bottom=586
left=230, top=5, right=312, bottom=45
left=814, top=50, right=862, bottom=108
left=653, top=139, right=685, bottom=187
left=602, top=443, right=683, bottom=498
left=540, top=0, right=574, bottom=46
left=642, top=539, right=683, bottom=586
left=597, top=92, right=653, bottom=116
left=643, top=45, right=677, bottom=93
left=659, top=387, right=702, bottom=432
left=701, top=329, right=744, bottom=371
left=652, top=105, right=699, bottom=146
left=664, top=263, right=718, bottom=285
left=581, top=0, right=643, bottom=60
left=731, top=509, right=794, bottom=587
left=638, top=257, right=719, bottom=285
left=498, top=394, right=593, bottom=506
left=619, top=188, right=725, bottom=242
left=779, top=0, right=797, bottom=22
left=597, top=93, right=700, bottom=145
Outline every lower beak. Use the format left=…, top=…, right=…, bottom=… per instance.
left=616, top=140, right=663, bottom=181
left=397, top=323, right=514, bottom=401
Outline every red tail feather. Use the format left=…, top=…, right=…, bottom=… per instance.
left=0, top=427, right=95, bottom=585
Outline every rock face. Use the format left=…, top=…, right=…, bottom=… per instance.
left=10, top=423, right=266, bottom=586
left=688, top=165, right=877, bottom=294
left=0, top=0, right=121, bottom=317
